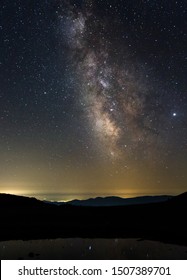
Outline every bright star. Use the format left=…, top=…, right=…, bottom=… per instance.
left=172, top=113, right=177, bottom=117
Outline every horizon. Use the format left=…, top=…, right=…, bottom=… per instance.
left=0, top=190, right=183, bottom=202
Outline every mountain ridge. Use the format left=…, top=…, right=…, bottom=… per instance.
left=67, top=195, right=172, bottom=206
left=0, top=191, right=187, bottom=245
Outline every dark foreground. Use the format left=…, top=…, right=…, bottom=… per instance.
left=0, top=192, right=187, bottom=246
left=1, top=238, right=187, bottom=260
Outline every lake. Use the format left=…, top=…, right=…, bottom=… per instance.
left=0, top=238, right=187, bottom=259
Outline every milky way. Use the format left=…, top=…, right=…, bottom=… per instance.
left=1, top=0, right=186, bottom=198
left=59, top=1, right=162, bottom=161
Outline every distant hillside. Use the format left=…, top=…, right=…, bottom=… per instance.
left=65, top=195, right=172, bottom=207
left=0, top=192, right=187, bottom=245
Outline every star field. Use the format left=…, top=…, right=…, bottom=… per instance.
left=0, top=0, right=186, bottom=200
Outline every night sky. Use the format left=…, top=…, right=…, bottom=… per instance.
left=0, top=0, right=186, bottom=201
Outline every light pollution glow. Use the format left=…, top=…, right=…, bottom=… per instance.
left=0, top=1, right=186, bottom=201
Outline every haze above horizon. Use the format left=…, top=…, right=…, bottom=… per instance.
left=0, top=190, right=181, bottom=202
left=0, top=1, right=186, bottom=199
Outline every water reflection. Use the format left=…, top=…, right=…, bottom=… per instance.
left=0, top=238, right=187, bottom=260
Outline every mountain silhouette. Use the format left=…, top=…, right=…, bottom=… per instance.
left=0, top=192, right=187, bottom=245
left=65, top=195, right=172, bottom=206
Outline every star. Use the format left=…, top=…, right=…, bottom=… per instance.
left=0, top=0, right=186, bottom=201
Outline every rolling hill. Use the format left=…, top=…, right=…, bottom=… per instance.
left=0, top=192, right=187, bottom=245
